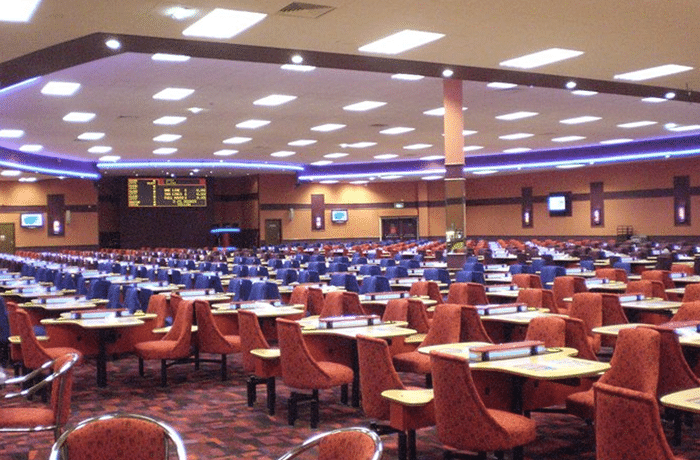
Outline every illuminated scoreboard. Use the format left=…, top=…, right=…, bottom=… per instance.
left=127, top=178, right=207, bottom=207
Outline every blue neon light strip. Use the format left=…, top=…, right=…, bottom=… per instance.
left=98, top=160, right=304, bottom=172
left=210, top=227, right=242, bottom=234
left=0, top=77, right=40, bottom=96
left=0, top=160, right=100, bottom=180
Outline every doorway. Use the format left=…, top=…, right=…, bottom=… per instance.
left=0, top=223, right=15, bottom=254
left=264, top=219, right=282, bottom=246
left=381, top=217, right=418, bottom=241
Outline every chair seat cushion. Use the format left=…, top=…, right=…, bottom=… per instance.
left=134, top=341, right=189, bottom=359
left=46, top=347, right=83, bottom=364
left=565, top=389, right=594, bottom=420
left=0, top=408, right=55, bottom=428
left=487, top=409, right=538, bottom=450
left=392, top=352, right=430, bottom=375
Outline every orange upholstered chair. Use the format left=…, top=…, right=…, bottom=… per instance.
left=459, top=305, right=493, bottom=343
left=13, top=307, right=82, bottom=372
left=552, top=276, right=588, bottom=315
left=382, top=298, right=431, bottom=335
left=134, top=300, right=194, bottom=386
left=430, top=351, right=537, bottom=460
left=238, top=309, right=280, bottom=415
left=357, top=334, right=434, bottom=459
left=393, top=304, right=461, bottom=387
left=146, top=294, right=171, bottom=329
left=194, top=299, right=241, bottom=381
left=671, top=263, right=694, bottom=276
left=525, top=316, right=566, bottom=347
left=276, top=318, right=354, bottom=428
left=626, top=279, right=668, bottom=300
left=511, top=274, right=543, bottom=289
left=566, top=327, right=660, bottom=421
left=49, top=412, right=186, bottom=460
left=594, top=382, right=685, bottom=460
left=600, top=293, right=629, bottom=347
left=595, top=268, right=629, bottom=282
left=319, top=291, right=365, bottom=318
left=409, top=281, right=443, bottom=305
left=682, top=284, right=700, bottom=302
left=516, top=288, right=558, bottom=312
left=670, top=300, right=700, bottom=321
left=569, top=292, right=603, bottom=354
left=563, top=317, right=598, bottom=361
left=288, top=285, right=323, bottom=318
left=276, top=427, right=383, bottom=460
left=382, top=298, right=408, bottom=323
left=641, top=269, right=675, bottom=290
left=0, top=352, right=80, bottom=441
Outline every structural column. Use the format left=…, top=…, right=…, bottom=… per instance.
left=442, top=79, right=466, bottom=267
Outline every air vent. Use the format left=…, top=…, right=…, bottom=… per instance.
left=277, top=2, right=335, bottom=19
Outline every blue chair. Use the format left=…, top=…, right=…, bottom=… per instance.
left=106, top=284, right=122, bottom=309
left=267, top=258, right=284, bottom=269
left=87, top=279, right=111, bottom=300
left=329, top=273, right=360, bottom=292
left=399, top=259, right=420, bottom=269
left=228, top=278, right=253, bottom=301
left=157, top=269, right=169, bottom=283
left=124, top=287, right=141, bottom=314
left=539, top=265, right=566, bottom=286
left=231, top=265, right=249, bottom=277
left=358, top=265, right=381, bottom=276
left=184, top=260, right=196, bottom=270
left=384, top=266, right=408, bottom=279
left=0, top=297, right=10, bottom=364
left=465, top=256, right=479, bottom=264
left=209, top=275, right=224, bottom=293
left=297, top=270, right=320, bottom=283
left=295, top=254, right=310, bottom=264
left=169, top=269, right=182, bottom=285
left=111, top=263, right=122, bottom=274
left=146, top=268, right=157, bottom=281
left=333, top=256, right=350, bottom=265
left=135, top=266, right=148, bottom=279
left=245, top=257, right=261, bottom=265
left=612, top=261, right=632, bottom=274
left=307, top=262, right=327, bottom=275
left=508, top=264, right=530, bottom=275
left=249, top=266, right=269, bottom=277
left=580, top=259, right=595, bottom=271
left=352, top=256, right=368, bottom=265
left=359, top=275, right=391, bottom=294
left=198, top=262, right=212, bottom=272
left=309, top=254, right=326, bottom=263
left=275, top=268, right=298, bottom=285
left=455, top=270, right=485, bottom=284
left=213, top=262, right=228, bottom=274
left=59, top=273, right=76, bottom=291
left=462, top=262, right=484, bottom=272
left=232, top=256, right=244, bottom=264
left=379, top=259, right=396, bottom=268
left=138, top=288, right=153, bottom=312
left=194, top=274, right=210, bottom=290
left=328, top=262, right=348, bottom=273
left=530, top=259, right=546, bottom=273
left=249, top=281, right=281, bottom=301
left=282, top=259, right=300, bottom=269
left=75, top=275, right=88, bottom=295
left=424, top=268, right=451, bottom=285
left=181, top=274, right=194, bottom=290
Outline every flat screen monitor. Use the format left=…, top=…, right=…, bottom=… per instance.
left=331, top=209, right=348, bottom=223
left=548, top=192, right=572, bottom=217
left=20, top=213, right=44, bottom=228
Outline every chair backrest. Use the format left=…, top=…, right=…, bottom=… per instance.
left=356, top=334, right=406, bottom=420
left=563, top=317, right=598, bottom=361
left=462, top=262, right=484, bottom=272
left=227, top=278, right=253, bottom=301
left=612, top=261, right=632, bottom=274
left=46, top=353, right=81, bottom=439
left=249, top=281, right=281, bottom=301
left=423, top=268, right=450, bottom=285
left=0, top=296, right=10, bottom=343
left=359, top=275, right=390, bottom=294
left=307, top=262, right=327, bottom=275
left=276, top=318, right=333, bottom=388
left=516, top=288, right=542, bottom=308
left=421, top=304, right=461, bottom=347
left=161, top=300, right=193, bottom=358
left=406, top=299, right=432, bottom=334
left=525, top=316, right=566, bottom=347
left=540, top=265, right=566, bottom=285
left=671, top=300, right=700, bottom=321
left=238, top=309, right=272, bottom=373
left=381, top=298, right=408, bottom=323
left=641, top=270, right=674, bottom=290
left=643, top=324, right=700, bottom=397
left=194, top=300, right=236, bottom=353
left=329, top=273, right=360, bottom=293
left=569, top=292, right=603, bottom=338
left=49, top=412, right=186, bottom=460
left=276, top=268, right=298, bottom=285
left=320, top=291, right=365, bottom=318
left=231, top=265, right=249, bottom=277
left=383, top=265, right=408, bottom=279
left=123, top=286, right=141, bottom=314
left=87, top=279, right=111, bottom=300
left=276, top=427, right=382, bottom=460
left=682, top=283, right=700, bottom=302
left=626, top=279, right=667, bottom=300
left=595, top=268, right=628, bottom=283
left=14, top=308, right=52, bottom=369
left=600, top=327, right=660, bottom=395
left=297, top=269, right=320, bottom=283
left=594, top=382, right=676, bottom=460
left=458, top=305, right=493, bottom=343
left=409, top=281, right=443, bottom=305
left=146, top=294, right=171, bottom=329
left=454, top=270, right=485, bottom=284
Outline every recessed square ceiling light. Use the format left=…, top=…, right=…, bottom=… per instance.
left=0, top=170, right=21, bottom=176
left=0, top=0, right=41, bottom=22
left=41, top=81, right=81, bottom=96
left=153, top=147, right=177, bottom=155
left=19, top=144, right=42, bottom=152
left=343, top=101, right=387, bottom=111
left=324, top=153, right=349, bottom=159
left=560, top=116, right=601, bottom=124
left=641, top=97, right=668, bottom=103
left=404, top=143, right=433, bottom=150
left=499, top=133, right=534, bottom=140
left=617, top=121, right=657, bottom=128
left=463, top=130, right=478, bottom=136
left=463, top=145, right=484, bottom=152
left=99, top=155, right=121, bottom=162
left=319, top=180, right=339, bottom=184
left=182, top=8, right=267, bottom=39
left=614, top=64, right=693, bottom=81
left=153, top=87, right=195, bottom=100
left=358, top=29, right=445, bottom=55
left=152, top=53, right=191, bottom=62
left=666, top=124, right=700, bottom=132
left=496, top=111, right=539, bottom=121
left=487, top=82, right=517, bottom=89
left=341, top=142, right=377, bottom=149
left=270, top=151, right=296, bottom=157
left=88, top=146, right=112, bottom=154
left=281, top=64, right=316, bottom=72
left=153, top=134, right=182, bottom=142
left=473, top=170, right=498, bottom=175
left=350, top=180, right=369, bottom=185
left=421, top=175, right=444, bottom=181
left=287, top=139, right=316, bottom=147
left=420, top=155, right=445, bottom=161
left=571, top=90, right=598, bottom=96
left=374, top=154, right=399, bottom=160
left=223, top=136, right=252, bottom=144
left=253, top=94, right=297, bottom=106
left=423, top=107, right=467, bottom=116
left=77, top=132, right=104, bottom=140
left=165, top=6, right=198, bottom=20
left=500, top=48, right=584, bottom=69
left=380, top=175, right=404, bottom=180
left=0, top=129, right=24, bottom=138
left=503, top=147, right=532, bottom=153
left=311, top=160, right=333, bottom=166
left=188, top=107, right=205, bottom=114
left=18, top=177, right=37, bottom=182
left=153, top=116, right=187, bottom=125
left=213, top=149, right=238, bottom=156
left=311, top=123, right=346, bottom=132
left=236, top=119, right=270, bottom=129
left=380, top=127, right=414, bottom=135
left=391, top=74, right=424, bottom=81
left=552, top=135, right=586, bottom=142
left=600, top=138, right=634, bottom=144
left=556, top=163, right=585, bottom=169
left=63, top=112, right=96, bottom=122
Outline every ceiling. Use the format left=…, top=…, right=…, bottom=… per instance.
left=2, top=0, right=700, bottom=181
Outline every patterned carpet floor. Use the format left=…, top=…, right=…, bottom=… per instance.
left=3, top=353, right=700, bottom=459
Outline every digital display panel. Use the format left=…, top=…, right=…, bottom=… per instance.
left=548, top=192, right=572, bottom=216
left=20, top=213, right=44, bottom=228
left=128, top=178, right=207, bottom=207
left=331, top=209, right=348, bottom=223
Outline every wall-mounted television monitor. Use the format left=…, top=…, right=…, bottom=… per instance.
left=331, top=209, right=348, bottom=223
left=20, top=213, right=44, bottom=228
left=548, top=192, right=572, bottom=217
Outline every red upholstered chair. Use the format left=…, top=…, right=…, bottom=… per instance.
left=288, top=285, right=323, bottom=318
left=193, top=299, right=241, bottom=381
left=276, top=318, right=354, bottom=428
left=276, top=427, right=383, bottom=460
left=406, top=299, right=432, bottom=334
left=239, top=309, right=280, bottom=415
left=594, top=382, right=686, bottom=460
left=552, top=276, right=587, bottom=315
left=446, top=282, right=470, bottom=304
left=146, top=294, right=171, bottom=329
left=49, top=412, right=186, bottom=460
left=133, top=300, right=194, bottom=386
left=430, top=350, right=537, bottom=460
left=459, top=305, right=493, bottom=343
left=511, top=274, right=542, bottom=289
left=670, top=300, right=700, bottom=321
left=319, top=291, right=365, bottom=318
left=0, top=352, right=80, bottom=441
left=382, top=298, right=408, bottom=323
left=566, top=327, right=660, bottom=421
left=563, top=317, right=598, bottom=361
left=600, top=293, right=629, bottom=347
left=682, top=284, right=700, bottom=302
left=671, top=263, right=694, bottom=276
left=13, top=307, right=83, bottom=373
left=525, top=316, right=566, bottom=347
left=641, top=270, right=675, bottom=290
left=626, top=279, right=668, bottom=300
left=569, top=292, right=603, bottom=354
left=393, top=304, right=461, bottom=387
left=595, top=268, right=629, bottom=283
left=408, top=281, right=443, bottom=305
